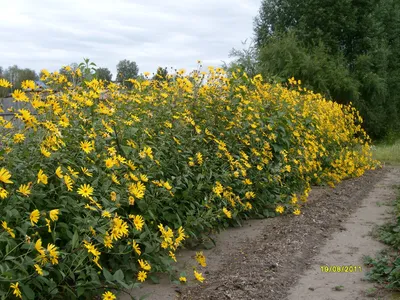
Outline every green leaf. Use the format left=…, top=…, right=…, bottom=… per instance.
left=113, top=269, right=124, bottom=281
left=20, top=284, right=35, bottom=300
left=149, top=275, right=160, bottom=284
left=103, top=268, right=114, bottom=282
left=71, top=229, right=79, bottom=250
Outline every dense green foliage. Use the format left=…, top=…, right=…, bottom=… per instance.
left=253, top=0, right=400, bottom=140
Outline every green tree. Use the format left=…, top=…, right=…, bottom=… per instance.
left=3, top=65, right=38, bottom=90
left=153, top=67, right=168, bottom=81
left=222, top=40, right=260, bottom=79
left=116, top=59, right=139, bottom=88
left=254, top=0, right=400, bottom=139
left=96, top=67, right=113, bottom=81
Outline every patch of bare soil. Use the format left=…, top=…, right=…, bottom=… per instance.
left=177, top=167, right=399, bottom=300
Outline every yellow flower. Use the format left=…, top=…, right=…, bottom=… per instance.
left=46, top=218, right=51, bottom=232
left=37, top=169, right=48, bottom=185
left=293, top=209, right=301, bottom=216
left=132, top=240, right=141, bottom=255
left=196, top=152, right=203, bottom=165
left=12, top=89, right=29, bottom=102
left=81, top=167, right=93, bottom=177
left=140, top=174, right=148, bottom=182
left=17, top=183, right=31, bottom=197
left=129, top=196, right=135, bottom=205
left=80, top=140, right=94, bottom=154
left=2, top=221, right=15, bottom=238
left=49, top=209, right=59, bottom=221
left=245, top=191, right=256, bottom=199
left=138, top=259, right=151, bottom=271
left=85, top=241, right=101, bottom=257
left=138, top=270, right=147, bottom=282
left=104, top=232, right=113, bottom=249
left=0, top=78, right=12, bottom=88
left=0, top=187, right=8, bottom=199
left=111, top=173, right=120, bottom=185
left=102, top=291, right=116, bottom=300
left=169, top=251, right=177, bottom=262
left=105, top=158, right=115, bottom=168
left=133, top=215, right=145, bottom=231
left=68, top=166, right=79, bottom=178
left=35, top=239, right=44, bottom=253
left=47, top=243, right=59, bottom=264
left=194, top=270, right=205, bottom=283
left=110, top=216, right=129, bottom=240
left=21, top=80, right=36, bottom=90
left=34, top=264, right=43, bottom=275
left=179, top=276, right=187, bottom=283
left=245, top=202, right=252, bottom=210
left=30, top=209, right=40, bottom=226
left=41, top=146, right=51, bottom=158
left=77, top=184, right=94, bottom=198
left=13, top=133, right=25, bottom=143
left=243, top=178, right=252, bottom=185
left=0, top=168, right=13, bottom=184
left=195, top=251, right=207, bottom=267
left=102, top=210, right=111, bottom=218
left=128, top=181, right=146, bottom=199
left=55, top=166, right=63, bottom=178
left=110, top=191, right=117, bottom=201
left=63, top=175, right=74, bottom=191
left=222, top=207, right=232, bottom=219
left=163, top=181, right=172, bottom=190
left=10, top=282, right=22, bottom=299
left=276, top=205, right=284, bottom=214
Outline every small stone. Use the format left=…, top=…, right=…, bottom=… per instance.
left=309, top=287, right=315, bottom=291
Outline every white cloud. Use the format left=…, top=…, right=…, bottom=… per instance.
left=0, top=0, right=261, bottom=78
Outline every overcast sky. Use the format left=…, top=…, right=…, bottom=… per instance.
left=0, top=0, right=261, bottom=79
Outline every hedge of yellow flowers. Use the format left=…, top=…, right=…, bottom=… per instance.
left=0, top=66, right=377, bottom=299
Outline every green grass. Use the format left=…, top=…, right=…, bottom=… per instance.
left=372, top=140, right=400, bottom=164
left=363, top=187, right=400, bottom=291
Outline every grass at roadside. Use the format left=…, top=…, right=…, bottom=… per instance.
left=363, top=186, right=400, bottom=290
left=372, top=140, right=400, bottom=165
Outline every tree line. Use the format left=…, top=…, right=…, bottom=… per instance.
left=0, top=59, right=170, bottom=96
left=226, top=0, right=400, bottom=141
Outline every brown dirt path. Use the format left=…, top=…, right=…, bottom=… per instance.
left=124, top=167, right=399, bottom=300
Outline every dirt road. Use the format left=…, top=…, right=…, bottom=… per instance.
left=125, top=167, right=400, bottom=300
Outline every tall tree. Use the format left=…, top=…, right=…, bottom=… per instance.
left=96, top=67, right=113, bottom=81
left=3, top=65, right=38, bottom=90
left=116, top=59, right=139, bottom=88
left=254, top=0, right=400, bottom=139
left=222, top=40, right=260, bottom=79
